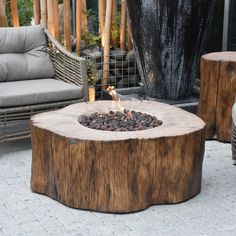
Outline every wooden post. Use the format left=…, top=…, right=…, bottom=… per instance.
left=47, top=0, right=55, bottom=35
left=76, top=0, right=82, bottom=55
left=63, top=0, right=72, bottom=51
left=10, top=0, right=20, bottom=27
left=53, top=0, right=60, bottom=41
left=102, top=0, right=113, bottom=91
left=120, top=0, right=127, bottom=50
left=0, top=0, right=8, bottom=27
left=99, top=0, right=106, bottom=47
left=40, top=0, right=47, bottom=27
left=127, top=19, right=133, bottom=51
left=112, top=0, right=118, bottom=48
left=33, top=0, right=40, bottom=25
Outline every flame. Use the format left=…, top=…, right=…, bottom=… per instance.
left=127, top=111, right=132, bottom=118
left=107, top=86, right=125, bottom=113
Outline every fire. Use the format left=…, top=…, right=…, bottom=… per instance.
left=107, top=86, right=125, bottom=113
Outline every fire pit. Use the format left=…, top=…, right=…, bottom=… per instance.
left=31, top=101, right=205, bottom=213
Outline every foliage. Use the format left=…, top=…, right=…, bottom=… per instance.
left=5, top=0, right=33, bottom=26
left=86, top=59, right=101, bottom=86
left=82, top=30, right=101, bottom=48
left=111, top=13, right=121, bottom=40
left=85, top=8, right=99, bottom=31
left=82, top=9, right=101, bottom=48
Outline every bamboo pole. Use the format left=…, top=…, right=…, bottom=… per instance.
left=120, top=0, right=127, bottom=50
left=112, top=0, right=118, bottom=48
left=47, top=0, right=55, bottom=35
left=0, top=0, right=8, bottom=27
left=10, top=0, right=20, bottom=27
left=76, top=0, right=82, bottom=55
left=40, top=0, right=47, bottom=27
left=127, top=18, right=133, bottom=51
left=102, top=0, right=113, bottom=91
left=33, top=0, right=40, bottom=25
left=53, top=0, right=60, bottom=41
left=99, top=0, right=106, bottom=47
left=81, top=0, right=88, bottom=32
left=63, top=0, right=72, bottom=51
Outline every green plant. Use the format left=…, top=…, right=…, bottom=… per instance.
left=82, top=30, right=101, bottom=48
left=111, top=13, right=121, bottom=40
left=82, top=8, right=101, bottom=48
left=5, top=0, right=33, bottom=26
left=86, top=59, right=101, bottom=86
left=85, top=8, right=99, bottom=30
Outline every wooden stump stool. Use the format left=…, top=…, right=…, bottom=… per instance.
left=31, top=101, right=205, bottom=213
left=198, top=52, right=236, bottom=142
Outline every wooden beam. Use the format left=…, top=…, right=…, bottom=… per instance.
left=102, top=0, right=113, bottom=91
left=63, top=0, right=72, bottom=51
left=40, top=0, right=47, bottom=27
left=99, top=0, right=106, bottom=47
left=10, top=0, right=20, bottom=27
left=76, top=0, right=82, bottom=55
left=33, top=0, right=40, bottom=25
left=0, top=0, right=8, bottom=27
left=120, top=0, right=127, bottom=50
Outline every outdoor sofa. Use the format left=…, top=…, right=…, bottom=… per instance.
left=232, top=104, right=236, bottom=164
left=0, top=25, right=88, bottom=142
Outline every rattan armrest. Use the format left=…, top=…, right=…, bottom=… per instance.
left=45, top=29, right=88, bottom=100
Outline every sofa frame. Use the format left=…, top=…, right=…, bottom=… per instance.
left=0, top=29, right=88, bottom=142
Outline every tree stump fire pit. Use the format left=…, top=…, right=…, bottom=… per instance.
left=31, top=101, right=205, bottom=213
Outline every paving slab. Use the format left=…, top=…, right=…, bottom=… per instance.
left=0, top=139, right=235, bottom=236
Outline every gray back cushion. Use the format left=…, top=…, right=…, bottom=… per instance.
left=0, top=26, right=55, bottom=82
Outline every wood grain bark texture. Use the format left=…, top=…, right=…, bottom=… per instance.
left=31, top=101, right=206, bottom=213
left=198, top=52, right=236, bottom=142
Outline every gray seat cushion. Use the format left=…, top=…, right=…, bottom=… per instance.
left=0, top=79, right=83, bottom=107
left=232, top=103, right=236, bottom=124
left=0, top=26, right=54, bottom=82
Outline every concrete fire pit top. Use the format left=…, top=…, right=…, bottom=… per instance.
left=31, top=100, right=205, bottom=141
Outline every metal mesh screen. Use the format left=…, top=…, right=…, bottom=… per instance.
left=81, top=49, right=141, bottom=97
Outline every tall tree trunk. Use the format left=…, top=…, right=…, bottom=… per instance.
left=127, top=18, right=133, bottom=51
left=53, top=0, right=60, bottom=41
left=112, top=0, right=118, bottom=48
left=63, top=0, right=72, bottom=51
left=40, top=0, right=47, bottom=27
left=81, top=0, right=88, bottom=32
left=120, top=0, right=127, bottom=50
left=10, top=0, right=20, bottom=27
left=99, top=0, right=106, bottom=47
left=76, top=0, right=82, bottom=55
left=47, top=0, right=55, bottom=35
left=102, top=0, right=113, bottom=91
left=0, top=0, right=8, bottom=27
left=33, top=0, right=40, bottom=25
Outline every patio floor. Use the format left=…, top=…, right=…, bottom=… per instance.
left=0, top=139, right=236, bottom=236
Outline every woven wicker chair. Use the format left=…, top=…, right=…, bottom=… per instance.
left=232, top=104, right=236, bottom=165
left=0, top=28, right=88, bottom=142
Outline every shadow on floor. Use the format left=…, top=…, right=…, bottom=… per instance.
left=0, top=138, right=31, bottom=157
